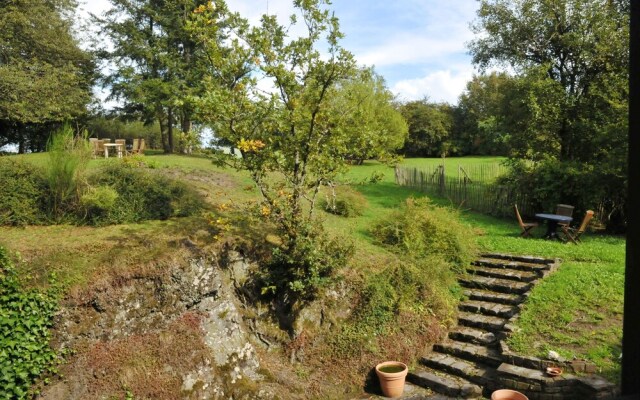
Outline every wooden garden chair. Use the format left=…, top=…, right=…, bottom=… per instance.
left=561, top=210, right=594, bottom=244
left=514, top=204, right=538, bottom=238
left=132, top=138, right=140, bottom=155
left=555, top=204, right=574, bottom=227
left=131, top=138, right=146, bottom=155
left=115, top=139, right=126, bottom=157
left=89, top=138, right=99, bottom=158
left=96, top=140, right=105, bottom=158
left=138, top=138, right=145, bottom=154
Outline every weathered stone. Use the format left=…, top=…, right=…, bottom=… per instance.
left=479, top=253, right=557, bottom=265
left=420, top=353, right=496, bottom=386
left=448, top=326, right=496, bottom=345
left=467, top=265, right=539, bottom=282
left=408, top=368, right=482, bottom=398
left=459, top=275, right=532, bottom=295
left=458, top=311, right=507, bottom=332
left=433, top=341, right=502, bottom=367
left=463, top=288, right=524, bottom=305
left=459, top=299, right=518, bottom=318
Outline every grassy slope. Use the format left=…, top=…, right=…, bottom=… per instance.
left=1, top=154, right=624, bottom=384
left=340, top=159, right=624, bottom=382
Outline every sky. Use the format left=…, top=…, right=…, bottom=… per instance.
left=77, top=0, right=481, bottom=105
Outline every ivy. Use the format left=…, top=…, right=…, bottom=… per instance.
left=0, top=247, right=59, bottom=399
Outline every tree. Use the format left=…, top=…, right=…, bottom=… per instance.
left=191, top=0, right=398, bottom=324
left=0, top=0, right=94, bottom=153
left=97, top=0, right=211, bottom=153
left=469, top=0, right=629, bottom=230
left=327, top=68, right=407, bottom=164
left=399, top=100, right=454, bottom=157
left=469, top=0, right=629, bottom=162
left=453, top=72, right=513, bottom=156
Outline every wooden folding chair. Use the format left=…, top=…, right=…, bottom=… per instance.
left=561, top=210, right=594, bottom=244
left=514, top=204, right=538, bottom=238
left=115, top=139, right=126, bottom=157
left=96, top=140, right=105, bottom=158
left=555, top=204, right=574, bottom=227
left=132, top=138, right=140, bottom=155
left=138, top=138, right=145, bottom=155
left=89, top=138, right=99, bottom=158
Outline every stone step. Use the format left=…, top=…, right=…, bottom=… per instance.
left=459, top=275, right=532, bottom=295
left=473, top=258, right=551, bottom=274
left=467, top=265, right=539, bottom=283
left=359, top=381, right=455, bottom=400
left=480, top=253, right=555, bottom=265
left=458, top=311, right=508, bottom=332
left=433, top=341, right=502, bottom=367
left=458, top=300, right=519, bottom=318
left=448, top=326, right=497, bottom=345
left=420, top=352, right=497, bottom=386
left=408, top=367, right=482, bottom=399
left=463, top=288, right=524, bottom=306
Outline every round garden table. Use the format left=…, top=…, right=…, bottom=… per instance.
left=535, top=213, right=573, bottom=240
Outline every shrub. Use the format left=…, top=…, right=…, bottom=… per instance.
left=0, top=247, right=59, bottom=399
left=87, top=163, right=204, bottom=225
left=80, top=186, right=119, bottom=223
left=319, top=186, right=368, bottom=218
left=0, top=158, right=47, bottom=226
left=258, top=223, right=354, bottom=328
left=371, top=197, right=476, bottom=270
left=331, top=256, right=459, bottom=359
left=497, top=159, right=626, bottom=232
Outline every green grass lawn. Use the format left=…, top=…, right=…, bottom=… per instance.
left=459, top=212, right=624, bottom=382
left=3, top=153, right=624, bottom=383
left=338, top=158, right=623, bottom=382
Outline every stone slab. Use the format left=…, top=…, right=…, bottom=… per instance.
left=448, top=326, right=497, bottom=345
left=459, top=275, right=532, bottom=295
left=420, top=353, right=496, bottom=386
left=458, top=311, right=507, bottom=332
left=467, top=265, right=539, bottom=282
left=409, top=368, right=482, bottom=398
left=463, top=289, right=524, bottom=306
left=434, top=341, right=502, bottom=367
left=459, top=300, right=518, bottom=318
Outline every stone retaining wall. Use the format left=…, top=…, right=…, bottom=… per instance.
left=492, top=341, right=618, bottom=399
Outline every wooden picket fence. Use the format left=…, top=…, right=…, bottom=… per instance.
left=394, top=164, right=536, bottom=218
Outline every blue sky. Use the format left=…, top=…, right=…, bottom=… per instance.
left=79, top=0, right=480, bottom=104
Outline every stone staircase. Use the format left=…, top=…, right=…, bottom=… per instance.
left=407, top=253, right=559, bottom=399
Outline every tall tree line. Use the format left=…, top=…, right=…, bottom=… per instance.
left=96, top=0, right=214, bottom=154
left=0, top=0, right=94, bottom=153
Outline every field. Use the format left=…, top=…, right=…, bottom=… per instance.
left=0, top=153, right=624, bottom=385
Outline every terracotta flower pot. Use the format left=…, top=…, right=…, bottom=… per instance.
left=375, top=361, right=408, bottom=398
left=491, top=389, right=529, bottom=400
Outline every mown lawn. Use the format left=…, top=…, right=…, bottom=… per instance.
left=341, top=159, right=624, bottom=383
left=3, top=153, right=624, bottom=383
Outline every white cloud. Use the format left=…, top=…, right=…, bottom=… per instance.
left=391, top=67, right=474, bottom=104
left=358, top=33, right=472, bottom=67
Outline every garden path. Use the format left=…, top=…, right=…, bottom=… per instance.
left=364, top=253, right=618, bottom=400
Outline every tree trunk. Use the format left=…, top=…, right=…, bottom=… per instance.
left=158, top=110, right=167, bottom=152
left=167, top=107, right=174, bottom=154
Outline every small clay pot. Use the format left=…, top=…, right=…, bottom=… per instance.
left=491, top=389, right=529, bottom=400
left=375, top=361, right=408, bottom=398
left=546, top=366, right=563, bottom=377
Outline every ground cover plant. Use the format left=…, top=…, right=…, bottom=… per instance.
left=0, top=154, right=625, bottom=396
left=0, top=247, right=59, bottom=399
